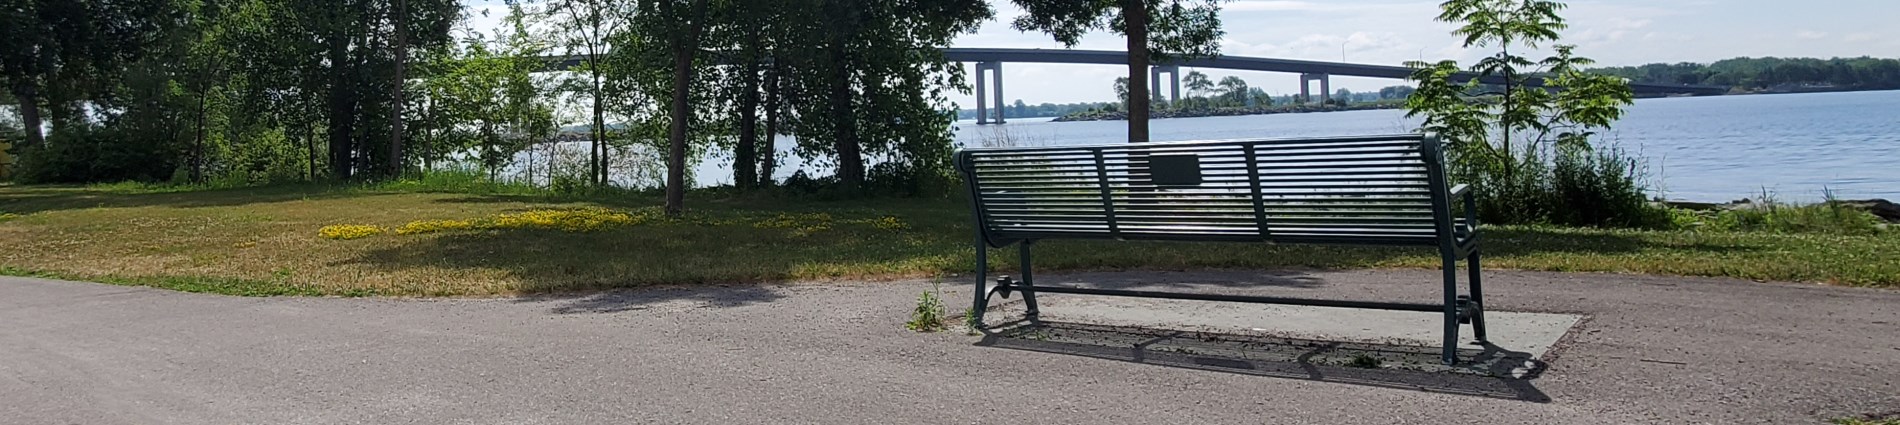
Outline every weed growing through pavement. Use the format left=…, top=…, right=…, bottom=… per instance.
left=906, top=279, right=948, bottom=332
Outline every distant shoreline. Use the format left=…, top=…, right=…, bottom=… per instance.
left=1052, top=102, right=1405, bottom=122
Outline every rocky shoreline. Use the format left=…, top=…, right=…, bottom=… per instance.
left=1053, top=102, right=1405, bottom=122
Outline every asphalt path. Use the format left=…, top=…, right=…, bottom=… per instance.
left=3, top=270, right=1897, bottom=424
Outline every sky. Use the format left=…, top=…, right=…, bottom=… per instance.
left=465, top=0, right=1900, bottom=106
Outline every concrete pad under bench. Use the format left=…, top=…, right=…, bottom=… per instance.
left=974, top=296, right=1583, bottom=375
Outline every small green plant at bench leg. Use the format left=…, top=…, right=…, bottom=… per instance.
left=963, top=306, right=982, bottom=335
left=907, top=280, right=947, bottom=332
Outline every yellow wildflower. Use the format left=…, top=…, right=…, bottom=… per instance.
left=395, top=219, right=478, bottom=235
left=319, top=224, right=385, bottom=240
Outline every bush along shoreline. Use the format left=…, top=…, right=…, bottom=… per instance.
left=1053, top=101, right=1404, bottom=122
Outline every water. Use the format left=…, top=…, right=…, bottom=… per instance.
left=944, top=90, right=1900, bottom=202
left=533, top=90, right=1899, bottom=202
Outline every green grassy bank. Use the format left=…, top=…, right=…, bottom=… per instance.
left=0, top=183, right=1895, bottom=297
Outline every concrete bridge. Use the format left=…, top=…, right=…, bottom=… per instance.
left=543, top=48, right=1728, bottom=125
left=944, top=48, right=1728, bottom=124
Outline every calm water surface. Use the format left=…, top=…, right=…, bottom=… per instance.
left=941, top=90, right=1899, bottom=202
left=583, top=90, right=1897, bottom=202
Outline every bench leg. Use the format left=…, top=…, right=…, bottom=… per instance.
left=1440, top=254, right=1461, bottom=365
left=1018, top=240, right=1042, bottom=320
left=970, top=237, right=990, bottom=329
left=1468, top=249, right=1488, bottom=344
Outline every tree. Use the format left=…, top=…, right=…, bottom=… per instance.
left=709, top=0, right=790, bottom=190
left=0, top=0, right=169, bottom=148
left=431, top=7, right=557, bottom=180
left=539, top=0, right=634, bottom=186
left=1405, top=0, right=1642, bottom=226
left=1216, top=75, right=1247, bottom=107
left=660, top=0, right=712, bottom=216
left=387, top=0, right=409, bottom=177
left=1378, top=85, right=1415, bottom=99
left=1010, top=0, right=1226, bottom=143
left=776, top=0, right=991, bottom=189
left=1183, top=70, right=1213, bottom=96
left=1246, top=87, right=1271, bottom=107
left=1112, top=76, right=1130, bottom=106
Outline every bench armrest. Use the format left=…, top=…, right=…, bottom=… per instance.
left=1449, top=184, right=1478, bottom=231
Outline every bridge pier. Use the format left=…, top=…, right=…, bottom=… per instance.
left=1299, top=73, right=1332, bottom=105
left=1150, top=65, right=1181, bottom=106
left=974, top=61, right=1005, bottom=125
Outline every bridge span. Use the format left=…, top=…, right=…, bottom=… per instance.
left=943, top=48, right=1728, bottom=124
left=543, top=48, right=1728, bottom=125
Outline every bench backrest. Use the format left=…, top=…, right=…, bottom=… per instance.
left=955, top=134, right=1455, bottom=248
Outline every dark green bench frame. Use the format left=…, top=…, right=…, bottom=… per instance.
left=955, top=134, right=1486, bottom=365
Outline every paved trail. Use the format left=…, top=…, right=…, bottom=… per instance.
left=3, top=270, right=1897, bottom=424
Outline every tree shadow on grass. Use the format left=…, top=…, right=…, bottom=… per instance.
left=0, top=184, right=368, bottom=215
left=335, top=203, right=1767, bottom=312
left=976, top=319, right=1553, bottom=402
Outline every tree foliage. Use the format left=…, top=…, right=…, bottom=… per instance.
left=1405, top=0, right=1661, bottom=227
left=1591, top=56, right=1900, bottom=91
left=1010, top=0, right=1226, bottom=143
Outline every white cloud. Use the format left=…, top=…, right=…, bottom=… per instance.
left=1795, top=31, right=1830, bottom=40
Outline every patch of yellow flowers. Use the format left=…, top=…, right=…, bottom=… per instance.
left=393, top=219, right=478, bottom=235
left=318, top=224, right=386, bottom=240
left=488, top=208, right=646, bottom=232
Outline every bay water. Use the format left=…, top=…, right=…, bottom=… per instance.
left=536, top=90, right=1899, bottom=203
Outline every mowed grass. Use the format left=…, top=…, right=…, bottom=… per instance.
left=1, top=183, right=1896, bottom=297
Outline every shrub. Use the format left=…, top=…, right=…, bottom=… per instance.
left=1407, top=0, right=1663, bottom=228
left=1548, top=146, right=1672, bottom=228
left=13, top=126, right=178, bottom=184
left=1673, top=194, right=1889, bottom=235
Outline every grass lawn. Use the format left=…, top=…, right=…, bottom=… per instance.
left=1, top=183, right=1896, bottom=296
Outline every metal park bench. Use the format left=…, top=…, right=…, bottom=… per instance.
left=954, top=134, right=1487, bottom=364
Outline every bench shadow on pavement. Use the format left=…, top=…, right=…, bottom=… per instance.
left=974, top=319, right=1552, bottom=403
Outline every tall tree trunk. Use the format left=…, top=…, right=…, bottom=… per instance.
left=733, top=30, right=763, bottom=190
left=591, top=77, right=606, bottom=186
left=326, top=37, right=358, bottom=180
left=1123, top=0, right=1150, bottom=144
left=759, top=62, right=784, bottom=187
left=192, top=90, right=209, bottom=182
left=483, top=121, right=496, bottom=181
left=388, top=0, right=408, bottom=178
left=305, top=124, right=318, bottom=181
left=9, top=82, right=43, bottom=147
left=664, top=0, right=711, bottom=216
left=587, top=4, right=607, bottom=187
left=422, top=93, right=435, bottom=171
left=827, top=48, right=862, bottom=187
